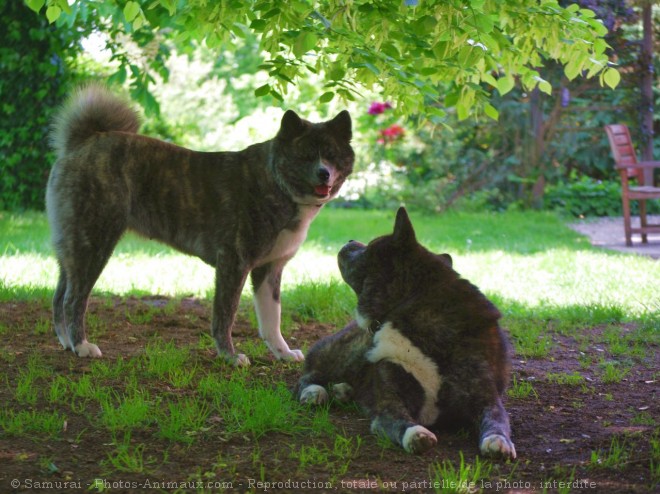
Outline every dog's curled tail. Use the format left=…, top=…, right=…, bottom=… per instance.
left=50, top=85, right=140, bottom=159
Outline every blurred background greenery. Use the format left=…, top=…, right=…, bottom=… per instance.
left=1, top=0, right=658, bottom=216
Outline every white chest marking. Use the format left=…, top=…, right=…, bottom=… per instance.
left=365, top=323, right=442, bottom=425
left=259, top=206, right=321, bottom=265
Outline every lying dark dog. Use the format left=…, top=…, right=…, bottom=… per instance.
left=296, top=208, right=516, bottom=458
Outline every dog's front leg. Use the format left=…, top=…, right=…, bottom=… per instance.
left=212, top=249, right=250, bottom=366
left=251, top=262, right=304, bottom=361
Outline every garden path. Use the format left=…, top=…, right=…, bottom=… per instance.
left=570, top=215, right=660, bottom=259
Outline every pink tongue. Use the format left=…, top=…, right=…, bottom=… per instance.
left=315, top=185, right=331, bottom=196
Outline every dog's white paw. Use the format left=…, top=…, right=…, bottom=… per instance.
left=74, top=340, right=102, bottom=358
left=284, top=348, right=305, bottom=362
left=272, top=347, right=305, bottom=362
left=402, top=425, right=437, bottom=454
left=480, top=434, right=517, bottom=460
left=233, top=353, right=251, bottom=367
left=332, top=383, right=353, bottom=402
left=264, top=339, right=305, bottom=362
left=218, top=352, right=251, bottom=367
left=300, top=385, right=329, bottom=405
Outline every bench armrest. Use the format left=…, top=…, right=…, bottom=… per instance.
left=616, top=160, right=660, bottom=170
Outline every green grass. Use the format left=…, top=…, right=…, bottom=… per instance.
left=546, top=371, right=585, bottom=386
left=99, top=391, right=155, bottom=431
left=1, top=208, right=659, bottom=487
left=507, top=375, right=539, bottom=400
left=430, top=452, right=492, bottom=493
left=589, top=436, right=634, bottom=470
left=2, top=209, right=659, bottom=320
left=0, top=409, right=65, bottom=438
left=599, top=360, right=633, bottom=384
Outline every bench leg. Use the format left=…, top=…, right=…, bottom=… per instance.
left=640, top=199, right=648, bottom=244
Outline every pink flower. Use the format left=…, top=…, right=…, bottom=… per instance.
left=368, top=101, right=392, bottom=115
left=378, top=124, right=405, bottom=144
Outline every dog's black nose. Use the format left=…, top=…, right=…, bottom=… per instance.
left=317, top=167, right=330, bottom=183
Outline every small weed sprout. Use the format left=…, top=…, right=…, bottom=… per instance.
left=600, top=361, right=631, bottom=384
left=546, top=372, right=584, bottom=386
left=590, top=436, right=632, bottom=470
left=507, top=375, right=539, bottom=400
left=430, top=452, right=492, bottom=493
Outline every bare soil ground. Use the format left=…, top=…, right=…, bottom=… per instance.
left=0, top=296, right=658, bottom=493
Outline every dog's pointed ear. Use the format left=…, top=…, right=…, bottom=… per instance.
left=393, top=207, right=416, bottom=245
left=277, top=110, right=306, bottom=141
left=328, top=110, right=352, bottom=142
left=437, top=253, right=453, bottom=268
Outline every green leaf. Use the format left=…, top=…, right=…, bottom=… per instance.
left=496, top=75, right=515, bottom=95
left=160, top=0, right=177, bottom=16
left=564, top=60, right=581, bottom=81
left=108, top=66, right=127, bottom=85
left=25, top=0, right=45, bottom=13
left=482, top=72, right=498, bottom=87
left=603, top=68, right=620, bottom=89
left=254, top=84, right=271, bottom=97
left=593, top=38, right=608, bottom=55
left=293, top=32, right=318, bottom=58
left=319, top=91, right=335, bottom=103
left=133, top=15, right=144, bottom=30
left=444, top=90, right=460, bottom=108
left=45, top=5, right=61, bottom=23
left=538, top=79, right=552, bottom=95
left=473, top=13, right=494, bottom=33
left=328, top=65, right=346, bottom=81
left=456, top=100, right=470, bottom=121
left=250, top=19, right=268, bottom=32
left=124, top=1, right=141, bottom=22
left=55, top=0, right=72, bottom=15
left=484, top=103, right=499, bottom=120
left=415, top=15, right=437, bottom=34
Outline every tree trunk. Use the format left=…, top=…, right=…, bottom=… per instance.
left=640, top=1, right=655, bottom=184
left=529, top=87, right=545, bottom=208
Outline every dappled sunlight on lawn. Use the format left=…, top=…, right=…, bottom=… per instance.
left=456, top=249, right=659, bottom=316
left=3, top=245, right=657, bottom=317
left=0, top=248, right=342, bottom=299
left=1, top=210, right=658, bottom=317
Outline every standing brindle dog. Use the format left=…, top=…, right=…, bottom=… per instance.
left=296, top=208, right=516, bottom=458
left=46, top=85, right=354, bottom=365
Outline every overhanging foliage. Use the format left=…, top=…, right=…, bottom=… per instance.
left=28, top=0, right=618, bottom=119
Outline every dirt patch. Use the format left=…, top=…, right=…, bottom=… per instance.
left=0, top=297, right=657, bottom=493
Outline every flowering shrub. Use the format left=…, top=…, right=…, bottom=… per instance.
left=344, top=99, right=506, bottom=213
left=367, top=101, right=392, bottom=115
left=378, top=124, right=405, bottom=144
left=362, top=101, right=405, bottom=148
left=339, top=101, right=415, bottom=208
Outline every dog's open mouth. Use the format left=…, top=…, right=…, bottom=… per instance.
left=314, top=184, right=332, bottom=197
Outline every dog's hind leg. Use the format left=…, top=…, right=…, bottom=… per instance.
left=371, top=415, right=437, bottom=454
left=478, top=399, right=516, bottom=459
left=296, top=320, right=371, bottom=403
left=57, top=221, right=125, bottom=358
left=52, top=267, right=70, bottom=350
left=369, top=362, right=437, bottom=454
left=212, top=249, right=251, bottom=366
left=251, top=262, right=303, bottom=361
